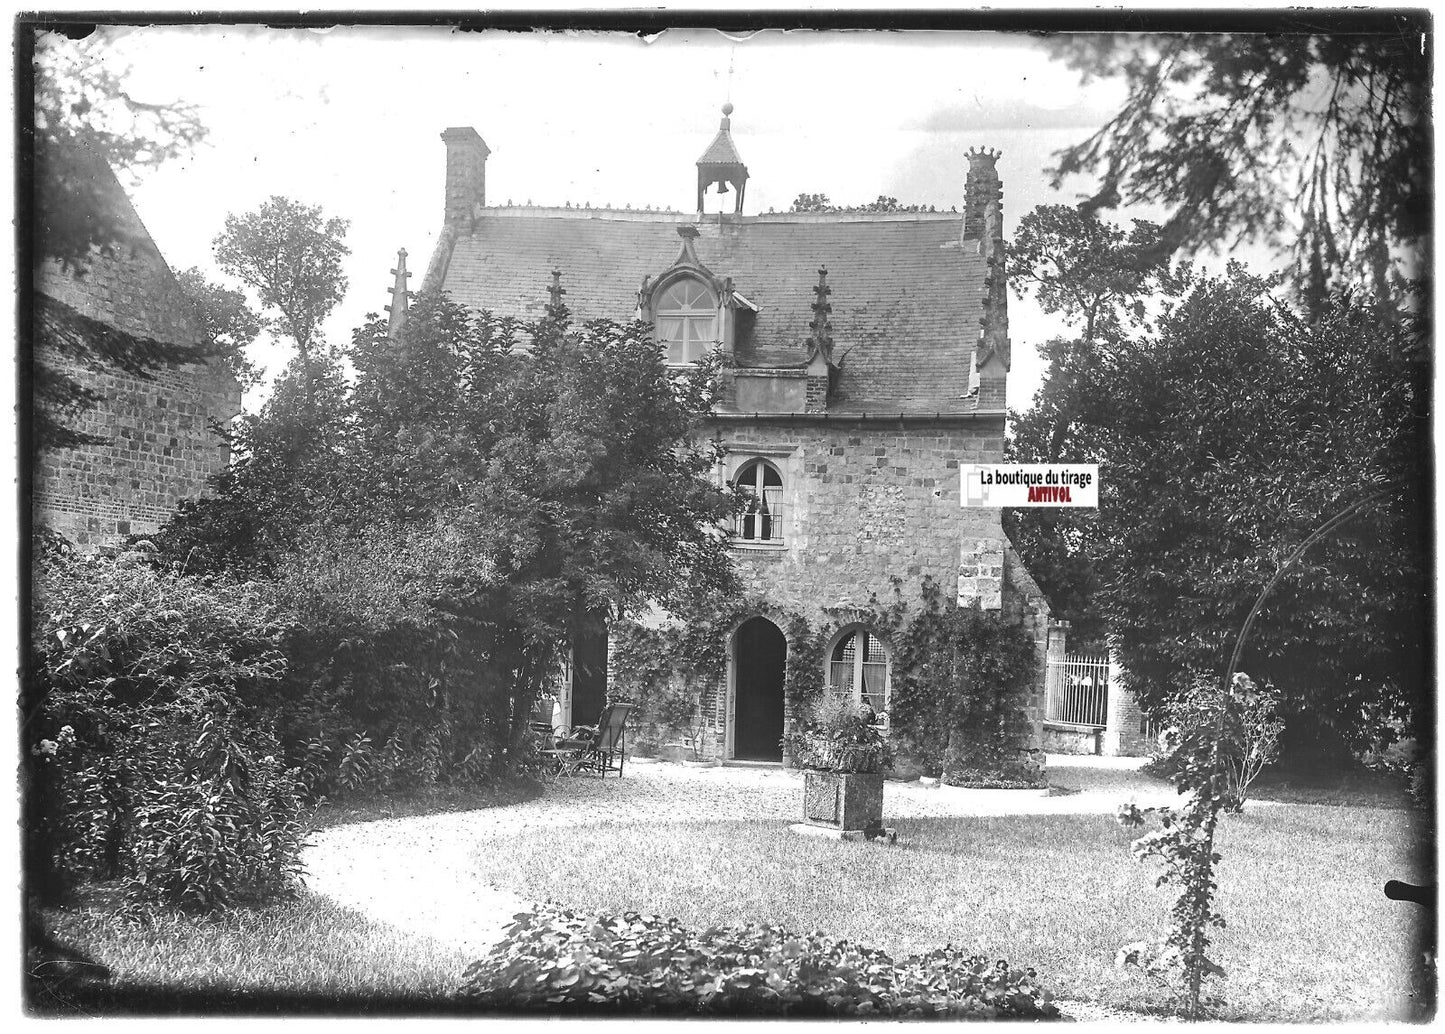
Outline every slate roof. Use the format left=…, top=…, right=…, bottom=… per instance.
left=431, top=208, right=987, bottom=415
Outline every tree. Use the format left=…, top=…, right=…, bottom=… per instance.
left=156, top=290, right=740, bottom=777
left=31, top=30, right=206, bottom=269
left=212, top=196, right=351, bottom=375
left=176, top=267, right=264, bottom=391
left=1045, top=30, right=1430, bottom=314
left=788, top=192, right=934, bottom=214
left=789, top=192, right=833, bottom=212
left=153, top=351, right=351, bottom=577
left=1005, top=206, right=1171, bottom=646
left=1036, top=262, right=1427, bottom=765
left=344, top=295, right=738, bottom=773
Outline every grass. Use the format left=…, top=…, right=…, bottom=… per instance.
left=31, top=777, right=544, bottom=1016
left=468, top=802, right=1429, bottom=1022
left=32, top=769, right=1429, bottom=1020
left=308, top=777, right=544, bottom=830
left=32, top=889, right=473, bottom=1015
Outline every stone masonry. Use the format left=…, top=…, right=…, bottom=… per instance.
left=33, top=139, right=241, bottom=549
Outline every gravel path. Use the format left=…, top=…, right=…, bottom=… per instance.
left=303, top=755, right=1180, bottom=965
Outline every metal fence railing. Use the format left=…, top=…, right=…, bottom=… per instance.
left=1045, top=653, right=1110, bottom=728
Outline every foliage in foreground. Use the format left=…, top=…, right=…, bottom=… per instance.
left=458, top=903, right=1057, bottom=1018
left=27, top=541, right=306, bottom=909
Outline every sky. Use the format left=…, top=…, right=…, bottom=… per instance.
left=60, top=24, right=1137, bottom=409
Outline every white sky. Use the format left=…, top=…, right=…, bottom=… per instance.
left=79, top=25, right=1136, bottom=408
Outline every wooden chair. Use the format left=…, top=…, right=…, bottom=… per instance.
left=546, top=702, right=633, bottom=778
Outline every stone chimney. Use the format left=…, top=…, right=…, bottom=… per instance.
left=441, top=127, right=490, bottom=230
left=962, top=147, right=1003, bottom=242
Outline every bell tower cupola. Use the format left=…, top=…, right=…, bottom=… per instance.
left=696, top=102, right=749, bottom=214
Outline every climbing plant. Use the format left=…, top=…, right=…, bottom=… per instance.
left=889, top=578, right=1039, bottom=785
left=1115, top=672, right=1280, bottom=1019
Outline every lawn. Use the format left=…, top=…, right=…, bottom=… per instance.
left=32, top=889, right=473, bottom=1014
left=468, top=802, right=1428, bottom=1022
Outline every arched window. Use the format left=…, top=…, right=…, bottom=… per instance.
left=733, top=458, right=784, bottom=543
left=654, top=277, right=719, bottom=364
left=829, top=629, right=890, bottom=721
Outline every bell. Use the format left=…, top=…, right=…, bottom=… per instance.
left=717, top=181, right=730, bottom=194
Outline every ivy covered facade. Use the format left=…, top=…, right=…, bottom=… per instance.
left=420, top=108, right=1059, bottom=771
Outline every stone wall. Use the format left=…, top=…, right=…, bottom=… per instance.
left=677, top=415, right=1052, bottom=762
left=33, top=350, right=239, bottom=548
left=713, top=416, right=1008, bottom=621
left=31, top=142, right=243, bottom=550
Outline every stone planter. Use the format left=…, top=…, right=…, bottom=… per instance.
left=802, top=770, right=885, bottom=832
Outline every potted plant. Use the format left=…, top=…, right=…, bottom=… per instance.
left=783, top=696, right=893, bottom=834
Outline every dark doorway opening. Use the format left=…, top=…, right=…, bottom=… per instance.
left=733, top=616, right=786, bottom=761
left=571, top=612, right=609, bottom=727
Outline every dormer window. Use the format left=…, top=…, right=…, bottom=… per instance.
left=655, top=277, right=719, bottom=364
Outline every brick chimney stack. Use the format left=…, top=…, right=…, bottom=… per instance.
left=962, top=147, right=1003, bottom=241
left=441, top=127, right=490, bottom=230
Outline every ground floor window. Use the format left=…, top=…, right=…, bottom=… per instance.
left=828, top=628, right=889, bottom=722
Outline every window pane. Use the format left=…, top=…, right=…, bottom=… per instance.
left=829, top=661, right=852, bottom=693
left=833, top=632, right=857, bottom=667
left=660, top=279, right=715, bottom=314
left=667, top=340, right=687, bottom=364
left=656, top=316, right=683, bottom=341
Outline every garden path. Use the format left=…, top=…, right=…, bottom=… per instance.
left=302, top=755, right=1179, bottom=966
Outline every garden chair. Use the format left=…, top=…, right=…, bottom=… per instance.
left=546, top=702, right=633, bottom=778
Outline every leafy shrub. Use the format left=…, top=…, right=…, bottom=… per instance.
left=28, top=547, right=305, bottom=908
left=263, top=516, right=510, bottom=796
left=941, top=745, right=1048, bottom=789
left=457, top=903, right=1057, bottom=1018
left=1156, top=672, right=1282, bottom=810
left=783, top=695, right=892, bottom=774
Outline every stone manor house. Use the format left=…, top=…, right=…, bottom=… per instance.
left=417, top=107, right=1068, bottom=762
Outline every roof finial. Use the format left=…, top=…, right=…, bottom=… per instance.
left=809, top=265, right=834, bottom=354
left=547, top=268, right=567, bottom=315
left=386, top=247, right=411, bottom=340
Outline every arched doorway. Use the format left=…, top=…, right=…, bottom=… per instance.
left=733, top=616, right=786, bottom=761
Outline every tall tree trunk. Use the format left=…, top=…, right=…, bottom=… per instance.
left=504, top=647, right=550, bottom=778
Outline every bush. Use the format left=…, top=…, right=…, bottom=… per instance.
left=457, top=903, right=1057, bottom=1018
left=942, top=745, right=1048, bottom=789
left=783, top=695, right=892, bottom=774
left=27, top=546, right=305, bottom=908
left=263, top=516, right=510, bottom=796
left=1157, top=673, right=1282, bottom=810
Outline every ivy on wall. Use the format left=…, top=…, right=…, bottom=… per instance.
left=611, top=576, right=1039, bottom=784
left=890, top=578, right=1040, bottom=786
